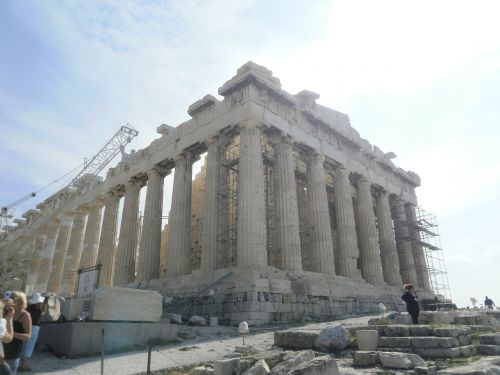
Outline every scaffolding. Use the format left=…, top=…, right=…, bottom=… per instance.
left=413, top=207, right=452, bottom=301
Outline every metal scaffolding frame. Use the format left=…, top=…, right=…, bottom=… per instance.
left=414, top=207, right=452, bottom=301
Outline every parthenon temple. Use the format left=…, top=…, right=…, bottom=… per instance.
left=0, top=62, right=438, bottom=324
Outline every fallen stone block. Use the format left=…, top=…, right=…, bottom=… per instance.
left=242, top=359, right=269, bottom=375
left=379, top=336, right=411, bottom=348
left=384, top=325, right=410, bottom=337
left=479, top=333, right=500, bottom=345
left=432, top=327, right=459, bottom=337
left=412, top=347, right=461, bottom=358
left=414, top=366, right=437, bottom=375
left=274, top=331, right=318, bottom=350
left=166, top=313, right=183, bottom=324
left=214, top=358, right=239, bottom=375
left=288, top=355, right=339, bottom=375
left=237, top=359, right=254, bottom=375
left=314, top=325, right=350, bottom=352
left=391, top=314, right=413, bottom=325
left=356, top=330, right=378, bottom=351
left=189, top=315, right=207, bottom=326
left=92, top=287, right=162, bottom=321
left=409, top=325, right=433, bottom=336
left=476, top=344, right=500, bottom=355
left=406, top=353, right=426, bottom=368
left=353, top=351, right=378, bottom=367
left=269, top=350, right=315, bottom=375
left=379, top=352, right=413, bottom=369
left=190, top=366, right=214, bottom=375
left=458, top=345, right=476, bottom=357
left=410, top=336, right=459, bottom=348
left=454, top=315, right=479, bottom=325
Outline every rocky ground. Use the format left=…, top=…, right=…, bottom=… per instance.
left=27, top=310, right=500, bottom=374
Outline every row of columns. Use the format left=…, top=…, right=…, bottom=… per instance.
left=20, top=121, right=430, bottom=296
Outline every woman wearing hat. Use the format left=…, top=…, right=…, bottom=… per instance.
left=2, top=291, right=31, bottom=375
left=18, top=294, right=45, bottom=372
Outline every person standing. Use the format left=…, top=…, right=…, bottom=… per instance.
left=401, top=284, right=420, bottom=324
left=0, top=299, right=15, bottom=375
left=2, top=292, right=31, bottom=375
left=19, top=294, right=45, bottom=372
left=485, top=296, right=495, bottom=309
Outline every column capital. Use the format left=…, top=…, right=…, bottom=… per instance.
left=148, top=166, right=171, bottom=178
left=240, top=119, right=264, bottom=130
left=304, top=151, right=325, bottom=165
left=357, top=175, right=371, bottom=187
left=270, top=134, right=294, bottom=147
left=175, top=151, right=195, bottom=163
left=126, top=178, right=143, bottom=190
left=335, top=166, right=350, bottom=177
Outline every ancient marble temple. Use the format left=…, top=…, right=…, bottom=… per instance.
left=0, top=63, right=434, bottom=324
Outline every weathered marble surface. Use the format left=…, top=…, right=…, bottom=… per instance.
left=92, top=287, right=162, bottom=322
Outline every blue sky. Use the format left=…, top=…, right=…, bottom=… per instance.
left=1, top=0, right=499, bottom=308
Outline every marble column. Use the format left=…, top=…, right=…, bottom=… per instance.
left=166, top=153, right=193, bottom=276
left=405, top=204, right=432, bottom=291
left=47, top=213, right=74, bottom=293
left=35, top=219, right=60, bottom=292
left=97, top=191, right=121, bottom=287
left=236, top=122, right=267, bottom=267
left=25, top=234, right=45, bottom=296
left=355, top=176, right=384, bottom=284
left=391, top=197, right=419, bottom=285
left=272, top=136, right=302, bottom=271
left=375, top=191, right=403, bottom=286
left=59, top=208, right=89, bottom=296
left=201, top=137, right=220, bottom=272
left=114, top=180, right=142, bottom=285
left=333, top=167, right=359, bottom=277
left=79, top=202, right=104, bottom=269
left=138, top=167, right=169, bottom=281
left=305, top=153, right=335, bottom=275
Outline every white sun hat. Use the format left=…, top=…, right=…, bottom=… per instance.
left=28, top=293, right=45, bottom=305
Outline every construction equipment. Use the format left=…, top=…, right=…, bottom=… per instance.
left=1, top=124, right=138, bottom=231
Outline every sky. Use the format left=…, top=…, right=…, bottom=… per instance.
left=1, top=0, right=499, bottom=308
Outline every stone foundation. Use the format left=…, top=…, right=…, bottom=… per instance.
left=148, top=266, right=433, bottom=325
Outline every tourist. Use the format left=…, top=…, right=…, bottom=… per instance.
left=484, top=296, right=495, bottom=309
left=19, top=293, right=45, bottom=372
left=0, top=299, right=15, bottom=375
left=401, top=284, right=419, bottom=324
left=2, top=292, right=31, bottom=375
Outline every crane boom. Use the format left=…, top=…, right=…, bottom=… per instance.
left=67, top=124, right=138, bottom=191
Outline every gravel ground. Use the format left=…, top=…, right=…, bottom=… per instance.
left=26, top=314, right=381, bottom=374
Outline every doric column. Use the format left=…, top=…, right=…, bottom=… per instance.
left=59, top=208, right=89, bottom=296
left=201, top=137, right=220, bottom=272
left=391, top=197, right=419, bottom=285
left=25, top=234, right=44, bottom=296
left=405, top=204, right=432, bottom=291
left=79, top=202, right=104, bottom=269
left=355, top=176, right=384, bottom=284
left=236, top=122, right=267, bottom=267
left=114, top=180, right=142, bottom=285
left=375, top=191, right=403, bottom=286
left=272, top=136, right=302, bottom=271
left=333, top=167, right=359, bottom=277
left=166, top=153, right=193, bottom=276
left=305, top=153, right=335, bottom=274
left=97, top=191, right=121, bottom=287
left=35, top=219, right=60, bottom=292
left=137, top=166, right=169, bottom=281
left=47, top=213, right=74, bottom=293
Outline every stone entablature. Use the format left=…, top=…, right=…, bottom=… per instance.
left=1, top=62, right=430, bottom=311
